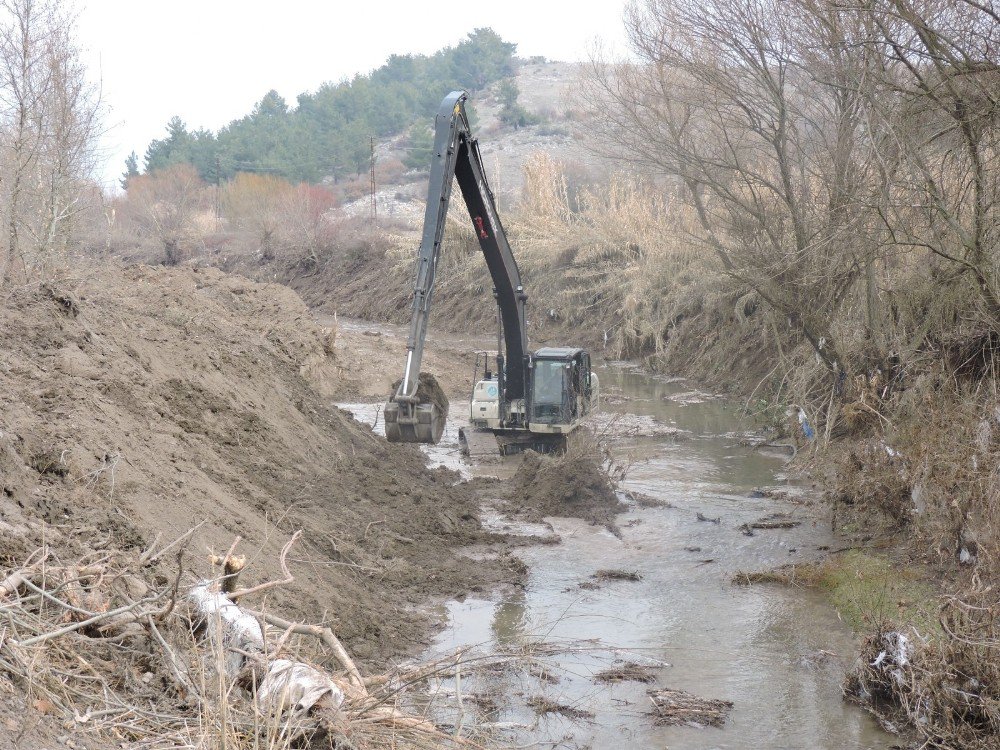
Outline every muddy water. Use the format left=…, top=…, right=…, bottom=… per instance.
left=338, top=359, right=893, bottom=748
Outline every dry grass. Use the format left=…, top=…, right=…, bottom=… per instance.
left=510, top=153, right=714, bottom=361
left=829, top=378, right=1000, bottom=580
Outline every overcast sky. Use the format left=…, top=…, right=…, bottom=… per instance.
left=77, top=0, right=632, bottom=188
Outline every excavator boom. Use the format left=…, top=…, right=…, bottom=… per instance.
left=385, top=91, right=529, bottom=444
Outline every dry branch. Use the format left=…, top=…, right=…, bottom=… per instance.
left=0, top=528, right=467, bottom=748
left=648, top=688, right=733, bottom=727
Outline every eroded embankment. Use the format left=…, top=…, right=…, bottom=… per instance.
left=0, top=261, right=523, bottom=747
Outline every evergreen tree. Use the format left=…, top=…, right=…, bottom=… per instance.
left=144, top=116, right=194, bottom=173
left=402, top=123, right=434, bottom=171
left=120, top=150, right=139, bottom=190
left=497, top=79, right=537, bottom=129
left=139, top=29, right=518, bottom=183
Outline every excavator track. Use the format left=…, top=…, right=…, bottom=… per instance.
left=459, top=427, right=567, bottom=457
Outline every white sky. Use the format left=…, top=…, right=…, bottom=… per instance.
left=77, top=0, right=632, bottom=188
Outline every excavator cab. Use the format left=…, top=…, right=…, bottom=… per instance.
left=527, top=349, right=598, bottom=434
left=461, top=348, right=598, bottom=456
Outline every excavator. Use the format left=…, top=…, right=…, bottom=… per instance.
left=384, top=90, right=597, bottom=455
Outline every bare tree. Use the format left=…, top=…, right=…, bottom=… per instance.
left=0, top=0, right=100, bottom=282
left=122, top=164, right=208, bottom=265
left=34, top=10, right=100, bottom=260
left=583, top=0, right=887, bottom=380
left=851, top=0, right=1000, bottom=321
left=220, top=173, right=295, bottom=260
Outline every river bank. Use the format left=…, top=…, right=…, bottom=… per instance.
left=0, top=261, right=527, bottom=748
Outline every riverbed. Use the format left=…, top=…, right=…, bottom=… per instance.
left=341, top=362, right=894, bottom=749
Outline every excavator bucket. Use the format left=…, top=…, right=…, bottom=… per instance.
left=384, top=372, right=449, bottom=444
left=384, top=401, right=445, bottom=443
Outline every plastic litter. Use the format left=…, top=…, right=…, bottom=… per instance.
left=797, top=407, right=815, bottom=440
left=256, top=659, right=345, bottom=717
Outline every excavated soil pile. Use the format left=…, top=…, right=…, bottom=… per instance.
left=503, top=431, right=624, bottom=532
left=390, top=372, right=450, bottom=420
left=0, top=261, right=511, bottom=664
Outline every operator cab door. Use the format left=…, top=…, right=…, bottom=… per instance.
left=577, top=352, right=592, bottom=418
left=530, top=358, right=570, bottom=425
left=530, top=352, right=590, bottom=427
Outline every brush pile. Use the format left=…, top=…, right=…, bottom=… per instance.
left=845, top=588, right=1000, bottom=749
left=0, top=531, right=464, bottom=749
left=647, top=688, right=732, bottom=728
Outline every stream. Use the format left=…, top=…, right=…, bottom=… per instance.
left=340, top=362, right=895, bottom=749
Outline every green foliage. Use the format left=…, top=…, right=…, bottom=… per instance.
left=448, top=28, right=516, bottom=89
left=402, top=123, right=434, bottom=171
left=815, top=552, right=938, bottom=634
left=497, top=78, right=538, bottom=129
left=137, top=28, right=517, bottom=184
left=120, top=150, right=139, bottom=190
left=143, top=117, right=219, bottom=181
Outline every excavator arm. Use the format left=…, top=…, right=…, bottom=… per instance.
left=385, top=90, right=529, bottom=444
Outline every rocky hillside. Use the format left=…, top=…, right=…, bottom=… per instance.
left=343, top=61, right=609, bottom=229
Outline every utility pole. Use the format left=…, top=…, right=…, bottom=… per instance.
left=369, top=135, right=377, bottom=227
left=214, top=155, right=221, bottom=231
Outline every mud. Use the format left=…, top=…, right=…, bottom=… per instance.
left=500, top=434, right=625, bottom=532
left=318, top=317, right=480, bottom=401
left=390, top=372, right=450, bottom=420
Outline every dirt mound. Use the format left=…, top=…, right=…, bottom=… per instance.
left=0, top=260, right=512, bottom=667
left=503, top=430, right=624, bottom=532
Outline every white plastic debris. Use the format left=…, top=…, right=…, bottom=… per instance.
left=889, top=632, right=910, bottom=666
left=910, top=483, right=925, bottom=514
left=871, top=631, right=912, bottom=686
left=188, top=583, right=264, bottom=674
left=188, top=583, right=346, bottom=722
left=256, top=659, right=345, bottom=717
left=976, top=419, right=992, bottom=451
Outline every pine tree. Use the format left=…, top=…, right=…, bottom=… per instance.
left=144, top=116, right=193, bottom=173
left=120, top=151, right=139, bottom=190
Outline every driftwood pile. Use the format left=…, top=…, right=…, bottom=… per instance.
left=648, top=688, right=733, bottom=727
left=594, top=661, right=656, bottom=684
left=0, top=528, right=463, bottom=749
